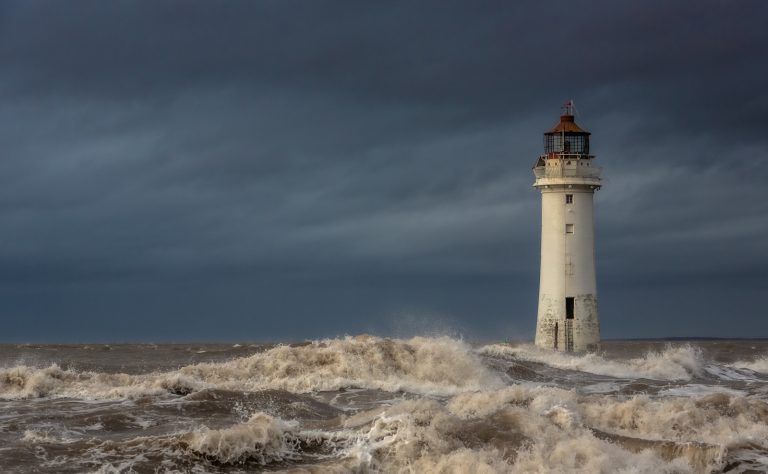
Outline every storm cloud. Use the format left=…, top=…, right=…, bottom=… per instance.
left=0, top=1, right=766, bottom=341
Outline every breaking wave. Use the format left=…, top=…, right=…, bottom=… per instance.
left=85, top=395, right=731, bottom=473
left=447, top=386, right=768, bottom=464
left=480, top=343, right=705, bottom=380
left=728, top=355, right=768, bottom=374
left=182, top=412, right=316, bottom=465
left=0, top=335, right=501, bottom=400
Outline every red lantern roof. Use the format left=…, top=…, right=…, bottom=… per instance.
left=546, top=114, right=590, bottom=135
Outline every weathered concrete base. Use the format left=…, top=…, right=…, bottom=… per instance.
left=535, top=294, right=600, bottom=353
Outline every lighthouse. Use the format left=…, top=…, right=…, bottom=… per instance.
left=533, top=101, right=601, bottom=352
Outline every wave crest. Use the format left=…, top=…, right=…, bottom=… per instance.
left=343, top=393, right=714, bottom=473
left=728, top=356, right=768, bottom=374
left=0, top=336, right=501, bottom=400
left=182, top=335, right=502, bottom=395
left=480, top=343, right=705, bottom=381
left=182, top=412, right=302, bottom=464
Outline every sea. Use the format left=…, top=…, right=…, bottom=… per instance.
left=1, top=337, right=768, bottom=473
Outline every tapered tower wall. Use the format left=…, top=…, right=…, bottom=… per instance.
left=534, top=186, right=600, bottom=352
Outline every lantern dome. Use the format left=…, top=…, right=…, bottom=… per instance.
left=543, top=105, right=591, bottom=156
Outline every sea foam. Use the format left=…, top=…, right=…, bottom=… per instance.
left=0, top=336, right=502, bottom=400
left=480, top=343, right=705, bottom=381
left=728, top=356, right=768, bottom=374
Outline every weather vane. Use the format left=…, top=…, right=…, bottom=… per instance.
left=562, top=99, right=577, bottom=116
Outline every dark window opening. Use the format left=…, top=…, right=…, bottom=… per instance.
left=554, top=322, right=559, bottom=349
left=566, top=194, right=573, bottom=204
left=565, top=297, right=575, bottom=320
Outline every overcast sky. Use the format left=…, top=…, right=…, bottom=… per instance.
left=1, top=1, right=766, bottom=342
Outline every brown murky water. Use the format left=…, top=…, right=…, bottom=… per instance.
left=1, top=338, right=768, bottom=473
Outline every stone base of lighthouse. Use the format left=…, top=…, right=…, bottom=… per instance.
left=535, top=294, right=600, bottom=352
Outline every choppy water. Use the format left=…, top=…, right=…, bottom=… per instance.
left=2, top=337, right=768, bottom=473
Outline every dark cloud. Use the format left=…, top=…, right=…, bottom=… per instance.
left=0, top=0, right=766, bottom=341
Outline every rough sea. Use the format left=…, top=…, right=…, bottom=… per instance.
left=2, top=337, right=768, bottom=473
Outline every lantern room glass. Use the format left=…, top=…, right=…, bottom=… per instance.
left=544, top=134, right=589, bottom=155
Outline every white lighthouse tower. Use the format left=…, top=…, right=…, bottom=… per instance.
left=533, top=101, right=601, bottom=352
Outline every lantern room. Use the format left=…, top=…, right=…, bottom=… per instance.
left=543, top=102, right=590, bottom=156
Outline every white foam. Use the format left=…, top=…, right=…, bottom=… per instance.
left=182, top=335, right=504, bottom=396
left=21, top=427, right=82, bottom=444
left=447, top=384, right=768, bottom=465
left=658, top=384, right=747, bottom=398
left=82, top=422, right=105, bottom=431
left=480, top=343, right=705, bottom=381
left=704, top=365, right=759, bottom=382
left=579, top=391, right=768, bottom=447
left=345, top=393, right=712, bottom=473
left=182, top=412, right=301, bottom=464
left=728, top=356, right=768, bottom=374
left=22, top=384, right=759, bottom=473
left=581, top=382, right=623, bottom=394
left=0, top=336, right=503, bottom=400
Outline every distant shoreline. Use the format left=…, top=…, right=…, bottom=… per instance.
left=3, top=336, right=768, bottom=345
left=603, top=337, right=768, bottom=341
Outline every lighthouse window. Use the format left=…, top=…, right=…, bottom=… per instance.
left=565, top=194, right=573, bottom=204
left=565, top=224, right=574, bottom=234
left=565, top=298, right=575, bottom=319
